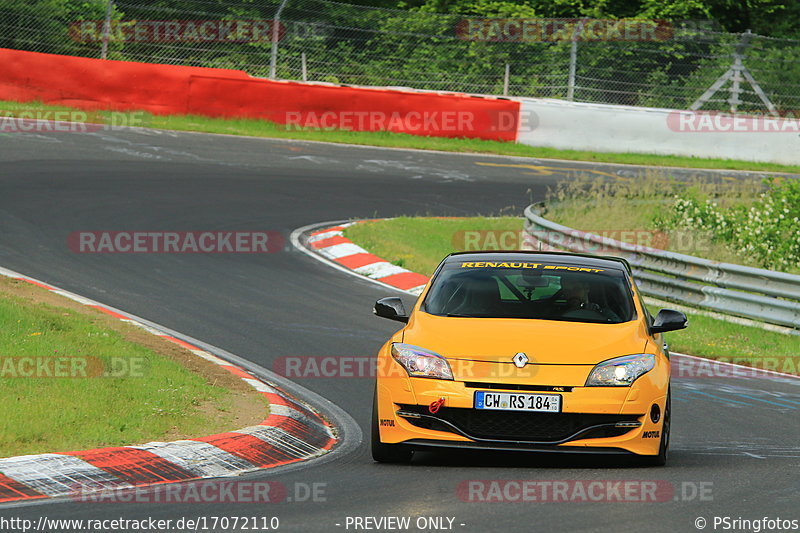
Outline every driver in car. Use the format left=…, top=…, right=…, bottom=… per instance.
left=559, top=276, right=622, bottom=322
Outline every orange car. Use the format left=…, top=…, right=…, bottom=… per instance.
left=371, top=251, right=687, bottom=465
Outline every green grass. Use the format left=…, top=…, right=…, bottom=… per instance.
left=2, top=100, right=800, bottom=174
left=547, top=194, right=751, bottom=265
left=0, top=288, right=260, bottom=457
left=344, top=217, right=525, bottom=275
left=344, top=217, right=799, bottom=369
left=645, top=306, right=798, bottom=363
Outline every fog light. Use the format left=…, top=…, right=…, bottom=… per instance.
left=650, top=403, right=661, bottom=423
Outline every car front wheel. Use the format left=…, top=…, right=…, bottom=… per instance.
left=643, top=388, right=670, bottom=467
left=371, top=386, right=413, bottom=464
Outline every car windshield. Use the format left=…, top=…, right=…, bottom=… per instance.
left=423, top=260, right=635, bottom=324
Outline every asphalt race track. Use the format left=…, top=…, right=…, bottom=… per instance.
left=1, top=127, right=798, bottom=533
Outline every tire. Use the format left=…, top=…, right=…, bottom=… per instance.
left=371, top=386, right=413, bottom=463
left=642, top=388, right=670, bottom=467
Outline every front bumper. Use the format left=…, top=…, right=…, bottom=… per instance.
left=376, top=367, right=668, bottom=456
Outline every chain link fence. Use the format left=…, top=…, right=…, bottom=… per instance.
left=3, top=0, right=800, bottom=114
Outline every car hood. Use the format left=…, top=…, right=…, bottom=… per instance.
left=402, top=312, right=648, bottom=365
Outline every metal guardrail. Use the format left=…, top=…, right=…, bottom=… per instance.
left=523, top=203, right=800, bottom=332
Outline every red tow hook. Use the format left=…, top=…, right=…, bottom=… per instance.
left=428, top=397, right=446, bottom=414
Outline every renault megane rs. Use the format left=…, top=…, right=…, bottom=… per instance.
left=371, top=251, right=687, bottom=466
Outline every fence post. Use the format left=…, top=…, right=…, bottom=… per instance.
left=566, top=19, right=586, bottom=101
left=503, top=63, right=510, bottom=96
left=301, top=52, right=308, bottom=82
left=100, top=0, right=114, bottom=60
left=269, top=0, right=291, bottom=79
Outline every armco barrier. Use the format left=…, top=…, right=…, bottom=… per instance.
left=0, top=48, right=519, bottom=141
left=523, top=204, right=800, bottom=332
left=516, top=98, right=800, bottom=166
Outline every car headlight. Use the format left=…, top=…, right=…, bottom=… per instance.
left=391, top=343, right=453, bottom=380
left=585, top=354, right=655, bottom=386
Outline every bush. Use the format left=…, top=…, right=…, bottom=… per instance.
left=656, top=179, right=800, bottom=270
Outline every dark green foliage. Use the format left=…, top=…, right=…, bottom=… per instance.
left=4, top=0, right=798, bottom=111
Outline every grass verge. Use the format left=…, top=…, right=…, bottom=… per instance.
left=645, top=306, right=798, bottom=364
left=343, top=217, right=799, bottom=369
left=0, top=276, right=268, bottom=457
left=344, top=217, right=525, bottom=275
left=2, top=100, right=800, bottom=174
left=545, top=178, right=750, bottom=265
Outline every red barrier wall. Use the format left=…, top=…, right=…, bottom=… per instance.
left=0, top=49, right=519, bottom=141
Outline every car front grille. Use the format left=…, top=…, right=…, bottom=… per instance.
left=397, top=404, right=641, bottom=442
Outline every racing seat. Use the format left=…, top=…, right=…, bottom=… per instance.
left=454, top=277, right=505, bottom=317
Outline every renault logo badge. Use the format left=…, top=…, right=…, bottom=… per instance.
left=512, top=352, right=528, bottom=368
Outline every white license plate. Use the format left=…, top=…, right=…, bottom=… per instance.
left=474, top=391, right=561, bottom=412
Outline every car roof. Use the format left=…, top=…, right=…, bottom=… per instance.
left=443, top=250, right=632, bottom=274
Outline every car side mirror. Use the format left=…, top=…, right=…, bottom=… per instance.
left=374, top=297, right=409, bottom=323
left=650, top=309, right=688, bottom=334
